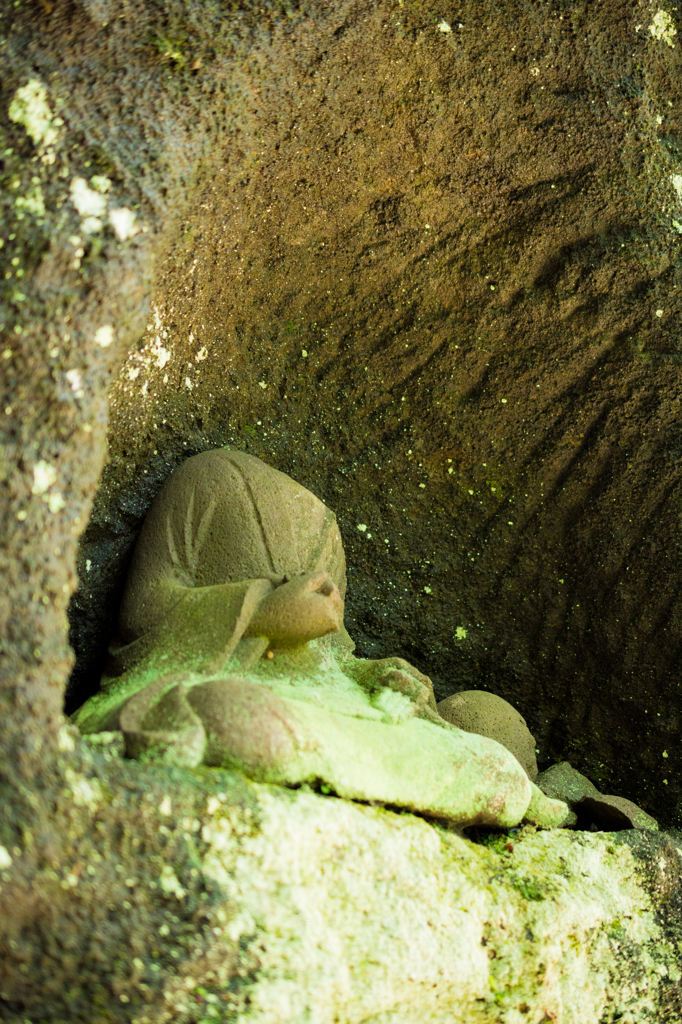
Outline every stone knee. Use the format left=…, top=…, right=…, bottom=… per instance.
left=186, top=678, right=304, bottom=779
left=119, top=675, right=206, bottom=768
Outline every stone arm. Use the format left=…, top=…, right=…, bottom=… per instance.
left=108, top=571, right=344, bottom=679
left=107, top=576, right=276, bottom=679
left=243, top=571, right=344, bottom=647
left=118, top=674, right=569, bottom=831
left=73, top=576, right=274, bottom=735
left=75, top=572, right=346, bottom=736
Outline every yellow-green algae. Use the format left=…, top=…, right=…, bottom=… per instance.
left=189, top=786, right=678, bottom=1023
left=60, top=741, right=679, bottom=1024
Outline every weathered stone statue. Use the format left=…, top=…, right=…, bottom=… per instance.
left=74, top=448, right=568, bottom=830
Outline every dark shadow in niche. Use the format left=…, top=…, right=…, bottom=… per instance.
left=65, top=440, right=213, bottom=715
left=66, top=526, right=135, bottom=716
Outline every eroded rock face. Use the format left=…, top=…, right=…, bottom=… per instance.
left=3, top=0, right=682, bottom=1018
left=1, top=746, right=681, bottom=1023
left=38, top=0, right=679, bottom=826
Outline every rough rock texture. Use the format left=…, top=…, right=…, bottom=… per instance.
left=1, top=741, right=682, bottom=1024
left=19, top=0, right=677, bottom=824
left=536, top=761, right=601, bottom=805
left=3, top=0, right=682, bottom=1017
left=578, top=793, right=660, bottom=832
left=536, top=761, right=661, bottom=832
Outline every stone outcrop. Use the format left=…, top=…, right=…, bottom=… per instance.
left=1, top=739, right=681, bottom=1023
left=3, top=1, right=682, bottom=1019
left=536, top=762, right=661, bottom=832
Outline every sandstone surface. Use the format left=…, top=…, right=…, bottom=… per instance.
left=2, top=742, right=681, bottom=1023
left=3, top=1, right=682, bottom=1018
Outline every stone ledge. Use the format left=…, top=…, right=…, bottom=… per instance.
left=1, top=751, right=681, bottom=1023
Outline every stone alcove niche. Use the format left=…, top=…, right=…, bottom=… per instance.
left=59, top=0, right=682, bottom=827
left=3, top=1, right=682, bottom=1019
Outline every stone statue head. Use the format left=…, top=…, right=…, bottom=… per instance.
left=107, top=448, right=348, bottom=678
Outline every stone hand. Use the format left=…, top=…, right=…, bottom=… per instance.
left=245, top=571, right=344, bottom=646
left=375, top=657, right=437, bottom=713
left=352, top=656, right=437, bottom=716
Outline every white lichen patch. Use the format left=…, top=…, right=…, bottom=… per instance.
left=189, top=783, right=679, bottom=1024
left=15, top=184, right=45, bottom=218
left=68, top=174, right=142, bottom=240
left=47, top=492, right=65, bottom=514
left=109, top=207, right=139, bottom=240
left=64, top=768, right=103, bottom=811
left=58, top=726, right=76, bottom=752
left=70, top=178, right=107, bottom=218
left=8, top=79, right=61, bottom=149
left=65, top=369, right=84, bottom=397
left=94, top=324, right=114, bottom=348
left=32, top=460, right=57, bottom=495
left=438, top=20, right=452, bottom=33
left=159, top=865, right=186, bottom=899
left=650, top=9, right=677, bottom=46
left=201, top=816, right=233, bottom=854
left=121, top=305, right=172, bottom=390
left=155, top=339, right=171, bottom=368
left=81, top=216, right=103, bottom=235
left=112, top=304, right=177, bottom=424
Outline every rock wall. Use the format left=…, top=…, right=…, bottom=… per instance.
left=3, top=0, right=682, bottom=1018
left=1, top=738, right=682, bottom=1023
left=49, top=0, right=682, bottom=823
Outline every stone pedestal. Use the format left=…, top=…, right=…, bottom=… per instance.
left=1, top=737, right=680, bottom=1023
